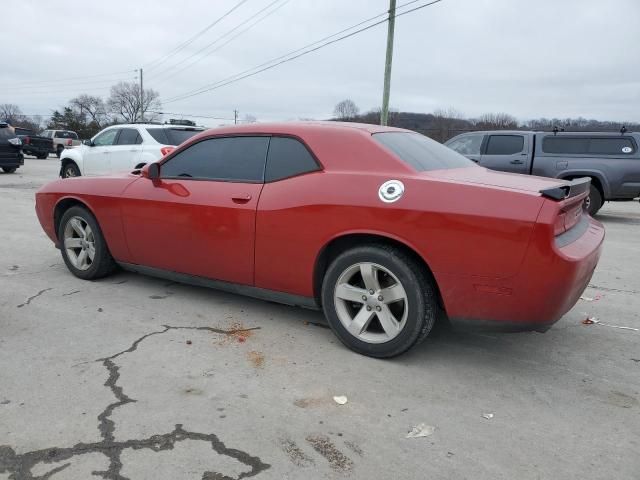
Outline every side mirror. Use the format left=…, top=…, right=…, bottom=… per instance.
left=83, top=139, right=93, bottom=146
left=145, top=163, right=160, bottom=180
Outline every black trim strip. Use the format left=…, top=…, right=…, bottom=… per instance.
left=117, top=262, right=320, bottom=310
left=540, top=177, right=590, bottom=200
left=555, top=214, right=590, bottom=248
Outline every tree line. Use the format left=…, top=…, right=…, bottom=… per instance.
left=333, top=100, right=639, bottom=143
left=0, top=81, right=160, bottom=139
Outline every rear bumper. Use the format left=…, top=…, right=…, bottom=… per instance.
left=439, top=215, right=604, bottom=331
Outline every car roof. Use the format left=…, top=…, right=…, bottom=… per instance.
left=453, top=130, right=637, bottom=137
left=115, top=123, right=206, bottom=130
left=195, top=121, right=408, bottom=136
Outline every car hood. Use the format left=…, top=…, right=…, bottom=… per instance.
left=423, top=166, right=567, bottom=194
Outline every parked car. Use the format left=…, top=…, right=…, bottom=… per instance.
left=36, top=122, right=604, bottom=357
left=59, top=123, right=206, bottom=178
left=445, top=130, right=640, bottom=215
left=0, top=122, right=24, bottom=173
left=14, top=127, right=53, bottom=159
left=41, top=129, right=81, bottom=157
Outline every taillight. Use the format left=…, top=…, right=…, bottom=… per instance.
left=24, top=136, right=31, bottom=145
left=66, top=139, right=72, bottom=146
left=160, top=146, right=175, bottom=156
left=554, top=203, right=583, bottom=236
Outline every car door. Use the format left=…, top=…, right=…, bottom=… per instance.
left=83, top=128, right=120, bottom=176
left=480, top=134, right=530, bottom=174
left=120, top=135, right=270, bottom=285
left=445, top=133, right=485, bottom=163
left=109, top=128, right=143, bottom=174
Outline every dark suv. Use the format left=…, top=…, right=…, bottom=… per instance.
left=0, top=122, right=24, bottom=173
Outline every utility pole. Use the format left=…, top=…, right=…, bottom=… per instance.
left=380, top=0, right=396, bottom=126
left=139, top=68, right=144, bottom=123
left=234, top=109, right=238, bottom=125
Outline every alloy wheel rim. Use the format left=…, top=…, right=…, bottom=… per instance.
left=63, top=216, right=95, bottom=271
left=333, top=262, right=408, bottom=344
left=65, top=167, right=76, bottom=177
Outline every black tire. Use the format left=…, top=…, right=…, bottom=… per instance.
left=58, top=206, right=117, bottom=280
left=56, top=145, right=64, bottom=158
left=2, top=167, right=17, bottom=173
left=37, top=152, right=48, bottom=159
left=321, top=244, right=437, bottom=358
left=61, top=161, right=81, bottom=178
left=586, top=184, right=603, bottom=216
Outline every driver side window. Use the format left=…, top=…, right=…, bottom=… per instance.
left=161, top=136, right=269, bottom=182
left=93, top=129, right=120, bottom=146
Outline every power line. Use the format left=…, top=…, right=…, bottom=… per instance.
left=149, top=0, right=290, bottom=84
left=0, top=70, right=135, bottom=90
left=144, top=0, right=251, bottom=72
left=165, top=0, right=444, bottom=104
left=148, top=110, right=236, bottom=121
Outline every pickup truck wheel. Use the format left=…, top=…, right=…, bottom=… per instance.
left=56, top=145, right=64, bottom=158
left=62, top=162, right=81, bottom=178
left=58, top=206, right=117, bottom=280
left=321, top=244, right=437, bottom=358
left=37, top=153, right=48, bottom=159
left=2, top=167, right=17, bottom=173
left=586, top=184, right=603, bottom=216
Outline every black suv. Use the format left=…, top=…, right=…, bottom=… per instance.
left=0, top=122, right=24, bottom=173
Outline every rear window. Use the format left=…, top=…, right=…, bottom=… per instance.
left=146, top=127, right=203, bottom=146
left=542, top=136, right=636, bottom=155
left=374, top=132, right=474, bottom=171
left=14, top=128, right=31, bottom=136
left=55, top=131, right=78, bottom=139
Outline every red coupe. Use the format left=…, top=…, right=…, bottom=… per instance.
left=36, top=122, right=604, bottom=357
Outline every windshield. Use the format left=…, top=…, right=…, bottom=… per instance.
left=0, top=127, right=16, bottom=140
left=374, top=132, right=475, bottom=171
left=146, top=128, right=204, bottom=146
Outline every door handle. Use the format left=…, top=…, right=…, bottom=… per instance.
left=510, top=159, right=524, bottom=165
left=231, top=193, right=252, bottom=203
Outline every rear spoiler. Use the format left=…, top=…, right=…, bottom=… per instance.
left=539, top=177, right=590, bottom=201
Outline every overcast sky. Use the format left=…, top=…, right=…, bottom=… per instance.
left=2, top=0, right=639, bottom=126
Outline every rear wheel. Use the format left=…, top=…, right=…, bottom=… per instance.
left=58, top=206, right=117, bottom=280
left=37, top=152, right=48, bottom=159
left=321, top=244, right=437, bottom=358
left=2, top=167, right=16, bottom=173
left=586, top=184, right=603, bottom=216
left=62, top=161, right=81, bottom=178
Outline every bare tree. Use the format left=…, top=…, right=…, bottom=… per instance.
left=431, top=107, right=466, bottom=142
left=473, top=112, right=518, bottom=130
left=333, top=99, right=359, bottom=120
left=70, top=94, right=108, bottom=128
left=243, top=114, right=257, bottom=123
left=107, top=82, right=161, bottom=123
left=0, top=104, right=23, bottom=124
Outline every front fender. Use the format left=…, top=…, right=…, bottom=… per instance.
left=59, top=148, right=85, bottom=176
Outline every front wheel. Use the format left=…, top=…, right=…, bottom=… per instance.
left=2, top=167, right=17, bottom=173
left=586, top=184, right=603, bottom=216
left=61, top=162, right=81, bottom=178
left=58, top=206, right=117, bottom=280
left=321, top=244, right=437, bottom=358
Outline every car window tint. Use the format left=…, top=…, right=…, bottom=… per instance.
left=117, top=128, right=140, bottom=145
left=165, top=128, right=203, bottom=145
left=161, top=136, right=269, bottom=182
left=485, top=135, right=524, bottom=155
left=146, top=128, right=169, bottom=144
left=374, top=132, right=474, bottom=171
left=265, top=137, right=320, bottom=182
left=588, top=137, right=635, bottom=155
left=447, top=135, right=483, bottom=155
left=542, top=137, right=590, bottom=154
left=93, top=129, right=119, bottom=146
left=55, top=131, right=77, bottom=139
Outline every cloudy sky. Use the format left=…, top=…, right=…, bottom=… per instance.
left=2, top=0, right=639, bottom=126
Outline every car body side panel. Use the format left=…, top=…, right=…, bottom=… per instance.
left=254, top=171, right=544, bottom=300
left=35, top=177, right=138, bottom=261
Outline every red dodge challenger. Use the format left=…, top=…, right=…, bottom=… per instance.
left=36, top=122, right=604, bottom=357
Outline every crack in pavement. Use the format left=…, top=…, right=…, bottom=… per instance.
left=0, top=324, right=268, bottom=480
left=16, top=288, right=52, bottom=308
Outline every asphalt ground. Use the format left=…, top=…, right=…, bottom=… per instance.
left=1, top=157, right=639, bottom=479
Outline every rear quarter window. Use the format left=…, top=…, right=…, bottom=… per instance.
left=265, top=137, right=320, bottom=182
left=374, top=132, right=474, bottom=171
left=147, top=128, right=204, bottom=146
